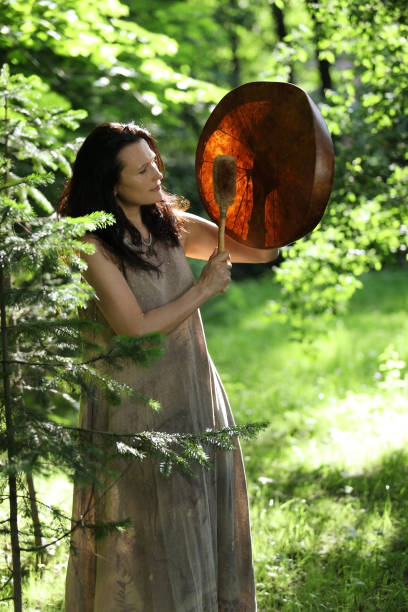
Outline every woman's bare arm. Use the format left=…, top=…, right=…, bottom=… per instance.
left=180, top=211, right=280, bottom=263
left=80, top=236, right=231, bottom=337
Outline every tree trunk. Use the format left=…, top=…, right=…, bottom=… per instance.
left=305, top=0, right=333, bottom=97
left=1, top=90, right=23, bottom=612
left=214, top=0, right=243, bottom=89
left=317, top=56, right=332, bottom=93
left=271, top=4, right=295, bottom=82
left=26, top=474, right=45, bottom=570
left=0, top=267, right=22, bottom=612
left=228, top=0, right=241, bottom=88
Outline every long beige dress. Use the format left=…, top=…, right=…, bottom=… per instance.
left=65, top=238, right=256, bottom=611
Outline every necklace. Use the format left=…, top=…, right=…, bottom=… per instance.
left=141, top=232, right=152, bottom=247
left=123, top=234, right=154, bottom=257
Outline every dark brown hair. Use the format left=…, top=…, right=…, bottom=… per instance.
left=58, top=122, right=185, bottom=272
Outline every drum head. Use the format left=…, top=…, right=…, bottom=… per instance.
left=195, top=81, right=335, bottom=248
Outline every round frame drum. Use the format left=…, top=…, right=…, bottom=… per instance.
left=195, top=81, right=335, bottom=248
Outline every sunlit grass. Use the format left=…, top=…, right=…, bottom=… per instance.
left=202, top=267, right=408, bottom=611
left=245, top=387, right=408, bottom=611
left=6, top=474, right=72, bottom=610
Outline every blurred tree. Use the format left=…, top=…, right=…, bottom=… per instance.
left=304, top=0, right=332, bottom=95
left=270, top=0, right=408, bottom=336
left=270, top=0, right=295, bottom=82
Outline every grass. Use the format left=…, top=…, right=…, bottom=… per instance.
left=201, top=267, right=408, bottom=611
left=7, top=267, right=408, bottom=610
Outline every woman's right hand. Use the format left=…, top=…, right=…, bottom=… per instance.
left=196, top=249, right=232, bottom=298
left=80, top=240, right=231, bottom=337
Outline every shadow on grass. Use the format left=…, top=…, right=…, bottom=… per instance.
left=253, top=449, right=408, bottom=611
left=261, top=448, right=408, bottom=504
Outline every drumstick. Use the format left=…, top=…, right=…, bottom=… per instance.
left=212, top=155, right=236, bottom=252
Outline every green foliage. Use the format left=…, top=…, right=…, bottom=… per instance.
left=271, top=0, right=408, bottom=333
left=0, top=64, right=85, bottom=214
left=0, top=0, right=226, bottom=166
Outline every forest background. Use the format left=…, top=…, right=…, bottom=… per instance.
left=1, top=0, right=408, bottom=609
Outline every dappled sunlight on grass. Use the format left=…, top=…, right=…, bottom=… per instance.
left=0, top=473, right=72, bottom=610
left=22, top=475, right=73, bottom=610
left=202, top=268, right=408, bottom=610
left=250, top=446, right=408, bottom=610
left=24, top=559, right=67, bottom=611
left=249, top=387, right=408, bottom=475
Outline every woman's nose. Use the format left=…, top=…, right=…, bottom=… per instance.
left=153, top=164, right=163, bottom=180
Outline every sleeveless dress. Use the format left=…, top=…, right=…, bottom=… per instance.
left=65, top=238, right=256, bottom=612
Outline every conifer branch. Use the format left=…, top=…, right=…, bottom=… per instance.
left=0, top=64, right=268, bottom=606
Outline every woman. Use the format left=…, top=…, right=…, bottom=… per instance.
left=59, top=122, right=279, bottom=612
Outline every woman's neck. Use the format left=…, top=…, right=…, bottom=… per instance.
left=119, top=203, right=150, bottom=240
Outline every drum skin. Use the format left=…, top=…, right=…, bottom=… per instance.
left=195, top=81, right=335, bottom=248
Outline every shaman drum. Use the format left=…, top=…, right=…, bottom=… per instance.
left=195, top=81, right=335, bottom=248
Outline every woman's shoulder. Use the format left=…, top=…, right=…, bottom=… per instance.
left=78, top=233, right=121, bottom=267
left=79, top=232, right=102, bottom=246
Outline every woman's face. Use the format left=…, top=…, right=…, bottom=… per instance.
left=115, top=139, right=164, bottom=207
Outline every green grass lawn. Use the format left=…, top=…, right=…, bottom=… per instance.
left=14, top=267, right=408, bottom=610
left=202, top=267, right=408, bottom=611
